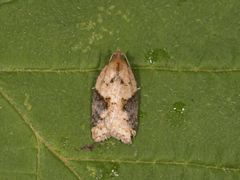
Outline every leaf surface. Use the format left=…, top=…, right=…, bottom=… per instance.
left=0, top=0, right=240, bottom=179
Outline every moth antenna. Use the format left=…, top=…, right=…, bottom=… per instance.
left=109, top=48, right=131, bottom=67
left=109, top=53, right=115, bottom=62
left=122, top=53, right=131, bottom=68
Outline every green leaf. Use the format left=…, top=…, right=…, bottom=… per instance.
left=1, top=0, right=240, bottom=179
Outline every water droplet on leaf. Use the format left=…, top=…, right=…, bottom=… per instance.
left=173, top=101, right=186, bottom=114
left=145, top=48, right=170, bottom=64
left=166, top=101, right=186, bottom=127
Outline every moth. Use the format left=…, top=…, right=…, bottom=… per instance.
left=91, top=48, right=138, bottom=144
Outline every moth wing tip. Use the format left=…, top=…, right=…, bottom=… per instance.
left=121, top=138, right=132, bottom=144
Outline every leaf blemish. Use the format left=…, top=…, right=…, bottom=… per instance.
left=24, top=93, right=32, bottom=110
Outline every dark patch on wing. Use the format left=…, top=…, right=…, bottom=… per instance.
left=110, top=78, right=114, bottom=83
left=92, top=108, right=101, bottom=127
left=122, top=91, right=138, bottom=130
left=110, top=76, right=125, bottom=85
left=105, top=97, right=111, bottom=108
left=92, top=89, right=109, bottom=127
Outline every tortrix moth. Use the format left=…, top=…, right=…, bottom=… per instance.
left=91, top=48, right=138, bottom=144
